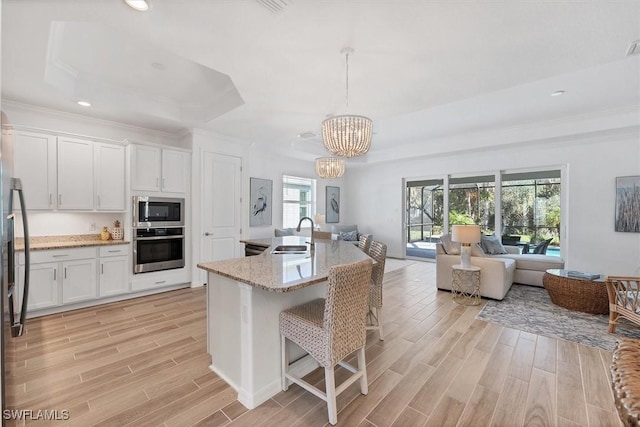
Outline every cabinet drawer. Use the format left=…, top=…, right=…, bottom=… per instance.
left=99, top=245, right=130, bottom=257
left=20, top=247, right=97, bottom=265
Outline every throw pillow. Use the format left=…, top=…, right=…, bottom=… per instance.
left=480, top=235, right=507, bottom=255
left=338, top=230, right=358, bottom=241
left=440, top=234, right=461, bottom=255
left=470, top=243, right=486, bottom=257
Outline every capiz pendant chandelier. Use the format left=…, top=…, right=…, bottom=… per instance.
left=322, top=47, right=372, bottom=157
left=315, top=157, right=345, bottom=178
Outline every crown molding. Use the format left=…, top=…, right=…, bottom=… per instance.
left=1, top=99, right=181, bottom=141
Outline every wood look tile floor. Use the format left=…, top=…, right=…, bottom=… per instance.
left=10, top=261, right=621, bottom=426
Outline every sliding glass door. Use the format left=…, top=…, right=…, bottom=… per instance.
left=405, top=168, right=563, bottom=259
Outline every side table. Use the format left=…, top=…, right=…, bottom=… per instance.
left=451, top=264, right=481, bottom=306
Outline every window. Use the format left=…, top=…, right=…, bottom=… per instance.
left=282, top=175, right=316, bottom=229
left=502, top=170, right=561, bottom=248
left=406, top=179, right=444, bottom=243
left=449, top=175, right=496, bottom=234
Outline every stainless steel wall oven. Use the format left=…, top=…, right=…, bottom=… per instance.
left=132, top=196, right=185, bottom=274
left=133, top=227, right=185, bottom=274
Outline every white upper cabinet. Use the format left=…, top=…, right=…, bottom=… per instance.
left=131, top=144, right=189, bottom=194
left=57, top=137, right=94, bottom=210
left=13, top=131, right=57, bottom=210
left=161, top=149, right=189, bottom=193
left=95, top=143, right=125, bottom=210
left=12, top=129, right=126, bottom=211
left=131, top=145, right=162, bottom=192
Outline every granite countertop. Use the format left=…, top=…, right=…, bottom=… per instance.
left=198, top=236, right=373, bottom=293
left=15, top=234, right=130, bottom=251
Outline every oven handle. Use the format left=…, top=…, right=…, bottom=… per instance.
left=134, top=235, right=184, bottom=241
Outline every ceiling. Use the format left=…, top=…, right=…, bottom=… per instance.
left=2, top=1, right=639, bottom=162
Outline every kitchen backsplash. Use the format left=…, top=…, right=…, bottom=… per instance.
left=13, top=212, right=126, bottom=238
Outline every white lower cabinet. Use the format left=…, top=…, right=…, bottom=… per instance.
left=18, top=247, right=98, bottom=312
left=61, top=259, right=97, bottom=304
left=20, top=263, right=59, bottom=311
left=17, top=243, right=190, bottom=317
left=99, top=246, right=130, bottom=297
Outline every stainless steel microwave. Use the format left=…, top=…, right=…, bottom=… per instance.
left=133, top=196, right=184, bottom=228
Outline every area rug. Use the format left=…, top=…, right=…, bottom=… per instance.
left=476, top=284, right=640, bottom=351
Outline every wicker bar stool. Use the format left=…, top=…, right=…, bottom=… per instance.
left=279, top=259, right=373, bottom=425
left=366, top=241, right=387, bottom=340
left=357, top=234, right=372, bottom=253
left=611, top=338, right=640, bottom=426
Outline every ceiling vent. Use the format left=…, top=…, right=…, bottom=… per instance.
left=297, top=131, right=316, bottom=139
left=626, top=40, right=640, bottom=56
left=256, top=0, right=293, bottom=14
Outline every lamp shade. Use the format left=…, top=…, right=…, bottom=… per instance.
left=321, top=115, right=372, bottom=157
left=315, top=157, right=345, bottom=178
left=314, top=214, right=325, bottom=225
left=451, top=225, right=481, bottom=244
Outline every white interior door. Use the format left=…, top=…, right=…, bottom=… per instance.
left=201, top=152, right=242, bottom=268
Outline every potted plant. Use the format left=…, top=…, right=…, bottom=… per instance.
left=111, top=220, right=123, bottom=240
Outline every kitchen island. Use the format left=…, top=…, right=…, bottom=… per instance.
left=197, top=236, right=372, bottom=409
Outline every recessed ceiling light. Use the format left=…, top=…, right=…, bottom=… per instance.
left=151, top=62, right=166, bottom=71
left=297, top=132, right=316, bottom=139
left=125, top=0, right=149, bottom=11
left=77, top=101, right=91, bottom=107
left=551, top=90, right=565, bottom=97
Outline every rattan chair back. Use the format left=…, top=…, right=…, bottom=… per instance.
left=357, top=234, right=372, bottom=253
left=606, top=276, right=640, bottom=333
left=611, top=338, right=640, bottom=426
left=368, top=241, right=387, bottom=309
left=323, top=259, right=373, bottom=365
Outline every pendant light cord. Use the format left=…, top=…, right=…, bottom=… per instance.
left=345, top=51, right=350, bottom=112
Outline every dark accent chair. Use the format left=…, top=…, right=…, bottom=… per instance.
left=531, top=238, right=553, bottom=255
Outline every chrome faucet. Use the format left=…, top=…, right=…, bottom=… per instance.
left=296, top=216, right=315, bottom=248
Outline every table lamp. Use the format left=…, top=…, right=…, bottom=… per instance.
left=314, top=214, right=325, bottom=230
left=451, top=225, right=481, bottom=268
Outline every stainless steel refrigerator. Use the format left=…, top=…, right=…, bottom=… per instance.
left=0, top=113, right=31, bottom=425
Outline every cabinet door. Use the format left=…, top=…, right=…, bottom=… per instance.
left=95, top=143, right=125, bottom=210
left=57, top=137, right=94, bottom=210
left=13, top=131, right=57, bottom=210
left=161, top=149, right=189, bottom=193
left=20, top=263, right=59, bottom=311
left=131, top=145, right=161, bottom=192
left=62, top=259, right=97, bottom=304
left=99, top=256, right=129, bottom=297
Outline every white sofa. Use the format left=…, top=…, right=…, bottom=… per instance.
left=436, top=243, right=565, bottom=300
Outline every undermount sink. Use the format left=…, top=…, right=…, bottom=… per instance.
left=270, top=245, right=308, bottom=254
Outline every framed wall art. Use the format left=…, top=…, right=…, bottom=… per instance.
left=326, top=186, right=340, bottom=224
left=250, top=177, right=272, bottom=226
left=615, top=175, right=640, bottom=232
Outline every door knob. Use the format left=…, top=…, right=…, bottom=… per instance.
left=204, top=232, right=212, bottom=236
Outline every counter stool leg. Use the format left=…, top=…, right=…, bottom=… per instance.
left=281, top=334, right=289, bottom=391
left=377, top=308, right=384, bottom=341
left=357, top=347, right=368, bottom=395
left=325, top=367, right=337, bottom=425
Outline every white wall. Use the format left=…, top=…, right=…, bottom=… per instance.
left=188, top=130, right=347, bottom=285
left=346, top=127, right=640, bottom=276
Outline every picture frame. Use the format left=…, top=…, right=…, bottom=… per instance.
left=615, top=176, right=640, bottom=233
left=326, top=186, right=340, bottom=224
left=250, top=177, right=273, bottom=227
